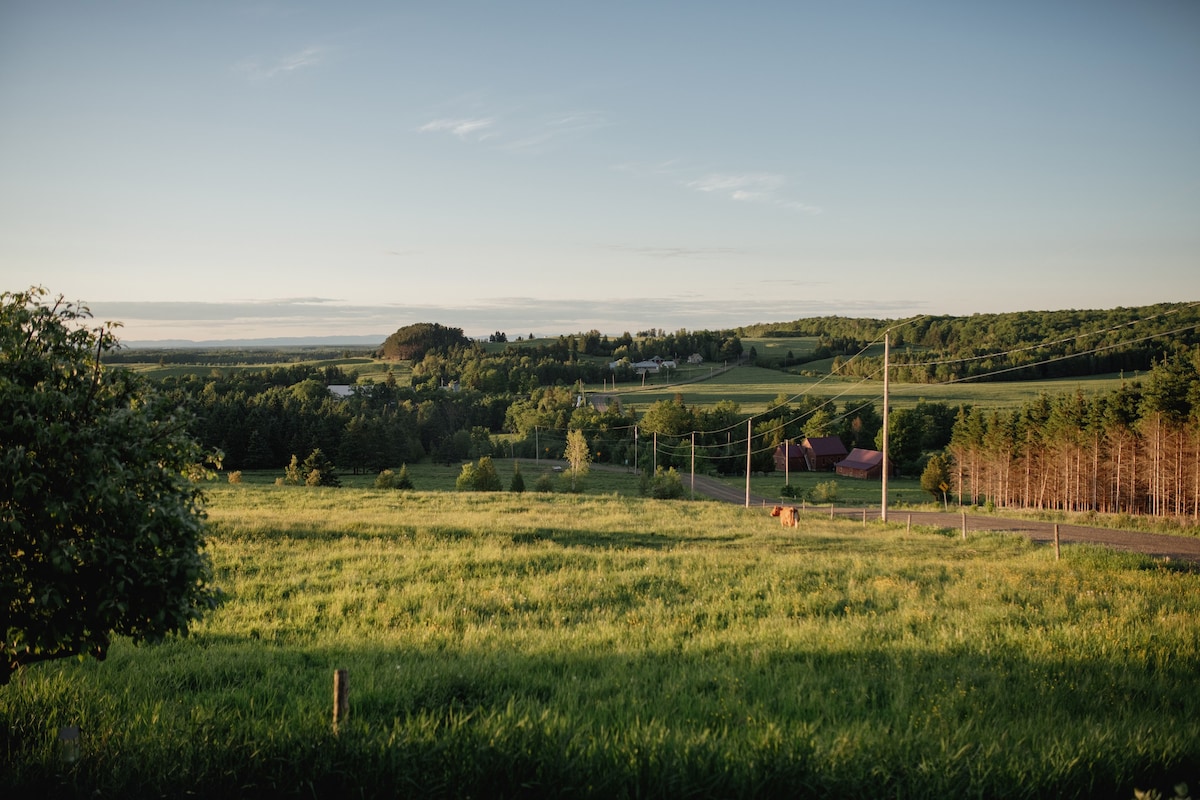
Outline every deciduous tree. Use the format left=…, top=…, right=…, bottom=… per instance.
left=1, top=288, right=222, bottom=683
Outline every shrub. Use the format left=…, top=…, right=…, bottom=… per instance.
left=227, top=470, right=243, bottom=484
left=455, top=462, right=478, bottom=491
left=474, top=456, right=502, bottom=492
left=534, top=473, right=556, bottom=492
left=283, top=454, right=302, bottom=485
left=396, top=464, right=414, bottom=490
left=644, top=466, right=684, bottom=499
left=810, top=480, right=839, bottom=504
left=509, top=462, right=526, bottom=493
left=301, top=448, right=340, bottom=487
left=375, top=469, right=397, bottom=489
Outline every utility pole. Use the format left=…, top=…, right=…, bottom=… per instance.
left=782, top=438, right=792, bottom=489
left=690, top=432, right=695, bottom=500
left=745, top=418, right=752, bottom=507
left=881, top=332, right=890, bottom=523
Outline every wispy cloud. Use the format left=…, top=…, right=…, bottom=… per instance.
left=419, top=117, right=497, bottom=141
left=687, top=172, right=820, bottom=214
left=234, top=45, right=327, bottom=80
left=417, top=105, right=606, bottom=153
left=498, top=110, right=608, bottom=154
left=615, top=161, right=822, bottom=215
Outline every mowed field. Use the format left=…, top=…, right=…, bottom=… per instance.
left=4, top=485, right=1198, bottom=798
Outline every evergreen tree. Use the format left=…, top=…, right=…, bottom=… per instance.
left=301, top=448, right=340, bottom=487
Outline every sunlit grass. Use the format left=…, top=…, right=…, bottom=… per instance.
left=4, top=487, right=1197, bottom=798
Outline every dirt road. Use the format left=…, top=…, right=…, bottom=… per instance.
left=688, top=474, right=1200, bottom=564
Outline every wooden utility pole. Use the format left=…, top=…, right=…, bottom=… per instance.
left=690, top=432, right=695, bottom=500
left=881, top=332, right=890, bottom=523
left=745, top=418, right=752, bottom=508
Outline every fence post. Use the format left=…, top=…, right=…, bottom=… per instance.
left=961, top=510, right=967, bottom=540
left=830, top=504, right=835, bottom=520
left=862, top=507, right=867, bottom=526
left=333, top=669, right=349, bottom=734
left=1054, top=524, right=1061, bottom=561
left=907, top=513, right=911, bottom=533
left=59, top=725, right=80, bottom=765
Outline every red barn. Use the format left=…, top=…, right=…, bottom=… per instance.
left=772, top=443, right=806, bottom=472
left=836, top=448, right=886, bottom=479
left=800, top=436, right=848, bottom=471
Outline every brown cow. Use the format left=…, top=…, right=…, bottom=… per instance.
left=780, top=506, right=799, bottom=528
left=770, top=505, right=783, bottom=517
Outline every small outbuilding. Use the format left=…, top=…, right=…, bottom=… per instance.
left=800, top=436, right=848, bottom=471
left=773, top=443, right=806, bottom=472
left=836, top=448, right=887, bottom=479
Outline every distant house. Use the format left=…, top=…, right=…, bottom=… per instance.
left=800, top=436, right=848, bottom=471
left=773, top=443, right=806, bottom=472
left=836, top=448, right=887, bottom=479
left=687, top=353, right=704, bottom=365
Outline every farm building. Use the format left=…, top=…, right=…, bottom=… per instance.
left=835, top=448, right=888, bottom=479
left=800, top=436, right=848, bottom=471
left=772, top=443, right=806, bottom=472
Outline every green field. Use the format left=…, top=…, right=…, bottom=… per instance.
left=114, top=343, right=1136, bottom=415
left=4, top=485, right=1197, bottom=798
left=601, top=363, right=1137, bottom=414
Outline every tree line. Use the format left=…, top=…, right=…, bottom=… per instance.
left=943, top=351, right=1200, bottom=518
left=745, top=302, right=1200, bottom=383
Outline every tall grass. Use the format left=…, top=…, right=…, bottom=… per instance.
left=3, top=487, right=1197, bottom=798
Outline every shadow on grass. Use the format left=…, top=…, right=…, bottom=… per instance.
left=5, top=636, right=1199, bottom=800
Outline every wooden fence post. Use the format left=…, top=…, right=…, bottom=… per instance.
left=59, top=725, right=80, bottom=765
left=333, top=669, right=349, bottom=734
left=961, top=510, right=967, bottom=540
left=1054, top=524, right=1061, bottom=561
left=907, top=513, right=911, bottom=533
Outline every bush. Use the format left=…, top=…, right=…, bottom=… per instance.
left=643, top=466, right=685, bottom=499
left=396, top=464, right=414, bottom=490
left=534, top=473, right=556, bottom=492
left=509, top=463, right=525, bottom=493
left=227, top=470, right=243, bottom=484
left=474, top=456, right=502, bottom=491
left=809, top=480, right=839, bottom=504
left=455, top=462, right=478, bottom=491
left=457, top=457, right=502, bottom=491
left=780, top=483, right=797, bottom=499
left=375, top=469, right=397, bottom=489
left=301, top=448, right=340, bottom=487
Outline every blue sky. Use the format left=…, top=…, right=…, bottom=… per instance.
left=2, top=1, right=1198, bottom=343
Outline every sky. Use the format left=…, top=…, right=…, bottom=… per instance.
left=2, top=1, right=1198, bottom=344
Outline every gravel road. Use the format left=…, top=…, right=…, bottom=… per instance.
left=688, top=474, right=1200, bottom=564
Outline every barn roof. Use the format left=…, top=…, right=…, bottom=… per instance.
left=837, top=448, right=883, bottom=470
left=802, top=436, right=848, bottom=456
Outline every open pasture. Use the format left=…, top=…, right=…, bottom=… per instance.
left=3, top=487, right=1197, bottom=798
left=604, top=364, right=1138, bottom=414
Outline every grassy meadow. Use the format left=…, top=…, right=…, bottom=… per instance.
left=3, top=485, right=1198, bottom=798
